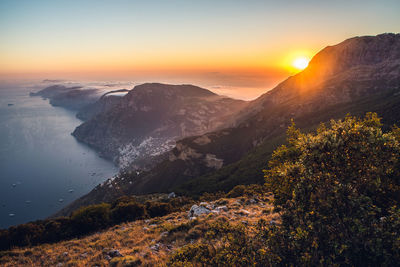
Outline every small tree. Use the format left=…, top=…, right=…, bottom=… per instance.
left=264, top=113, right=400, bottom=266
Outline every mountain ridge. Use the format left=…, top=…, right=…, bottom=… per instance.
left=57, top=33, right=400, bottom=216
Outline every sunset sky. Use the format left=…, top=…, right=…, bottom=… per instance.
left=1, top=0, right=399, bottom=99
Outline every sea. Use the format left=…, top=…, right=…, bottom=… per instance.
left=0, top=80, right=132, bottom=228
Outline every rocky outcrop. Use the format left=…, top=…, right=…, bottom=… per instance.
left=72, top=83, right=247, bottom=169
left=188, top=204, right=211, bottom=218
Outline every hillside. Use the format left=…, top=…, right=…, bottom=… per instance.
left=57, top=33, right=400, bottom=215
left=0, top=193, right=274, bottom=266
left=72, top=83, right=247, bottom=169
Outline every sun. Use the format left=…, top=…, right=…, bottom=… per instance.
left=292, top=57, right=310, bottom=70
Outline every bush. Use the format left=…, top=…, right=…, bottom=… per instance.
left=168, top=243, right=215, bottom=266
left=226, top=185, right=246, bottom=197
left=71, top=203, right=111, bottom=234
left=111, top=201, right=146, bottom=223
left=0, top=223, right=42, bottom=249
left=42, top=217, right=75, bottom=242
left=145, top=201, right=172, bottom=218
left=263, top=113, right=400, bottom=266
left=226, top=184, right=265, bottom=198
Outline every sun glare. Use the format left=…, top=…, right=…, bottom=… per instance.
left=292, top=57, right=310, bottom=70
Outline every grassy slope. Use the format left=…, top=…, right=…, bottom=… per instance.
left=0, top=195, right=276, bottom=266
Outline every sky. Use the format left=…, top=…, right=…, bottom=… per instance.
left=0, top=0, right=399, bottom=99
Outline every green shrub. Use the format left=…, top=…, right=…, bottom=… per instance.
left=3, top=223, right=43, bottom=248
left=145, top=201, right=172, bottom=218
left=71, top=203, right=111, bottom=234
left=263, top=113, right=400, bottom=266
left=168, top=243, right=215, bottom=266
left=42, top=217, right=74, bottom=242
left=226, top=185, right=246, bottom=197
left=111, top=201, right=146, bottom=223
left=226, top=184, right=265, bottom=198
left=0, top=218, right=77, bottom=250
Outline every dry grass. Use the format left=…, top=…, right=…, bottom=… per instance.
left=0, top=194, right=277, bottom=267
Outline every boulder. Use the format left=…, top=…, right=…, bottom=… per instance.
left=188, top=204, right=211, bottom=218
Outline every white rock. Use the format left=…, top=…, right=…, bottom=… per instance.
left=248, top=198, right=257, bottom=204
left=215, top=205, right=228, bottom=212
left=188, top=204, right=211, bottom=218
left=235, top=209, right=251, bottom=216
left=199, top=202, right=208, bottom=206
left=199, top=202, right=214, bottom=210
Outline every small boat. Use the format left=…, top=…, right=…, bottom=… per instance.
left=68, top=189, right=74, bottom=193
left=9, top=213, right=15, bottom=217
left=58, top=198, right=64, bottom=203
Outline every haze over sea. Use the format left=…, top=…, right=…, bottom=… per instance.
left=0, top=80, right=121, bottom=228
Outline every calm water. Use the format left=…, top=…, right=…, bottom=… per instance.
left=0, top=82, right=118, bottom=228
